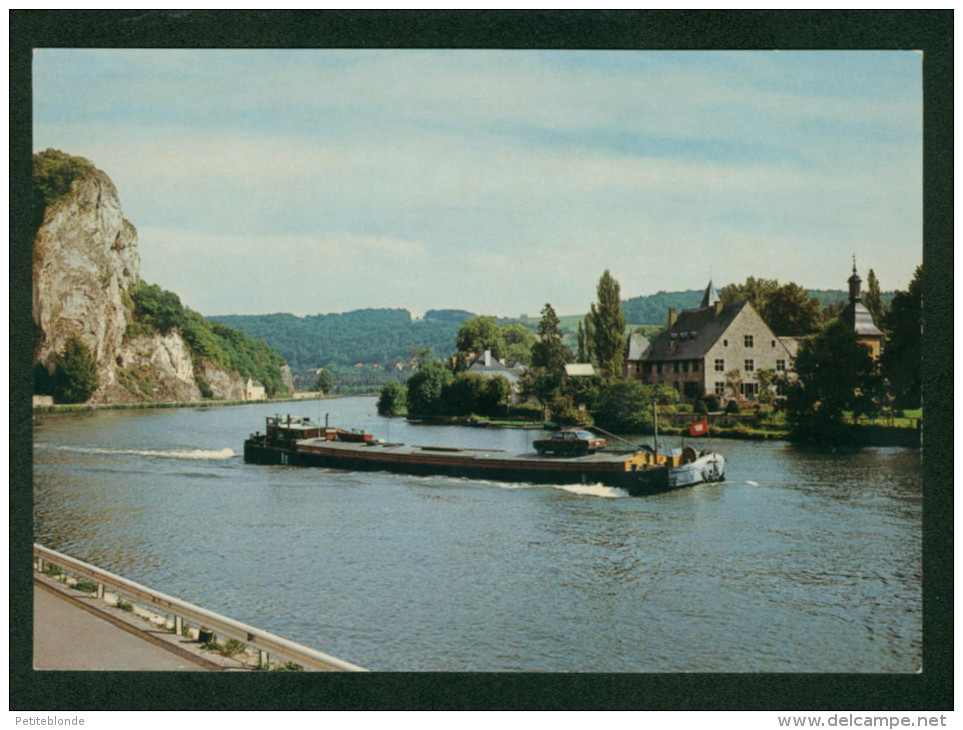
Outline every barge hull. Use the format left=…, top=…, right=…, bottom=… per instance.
left=243, top=438, right=671, bottom=497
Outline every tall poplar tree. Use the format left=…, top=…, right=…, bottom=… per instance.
left=588, top=270, right=627, bottom=380
left=864, top=269, right=885, bottom=326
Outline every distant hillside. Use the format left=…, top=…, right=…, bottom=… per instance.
left=621, top=290, right=706, bottom=326
left=210, top=309, right=465, bottom=374
left=213, top=288, right=898, bottom=383
left=621, top=288, right=896, bottom=325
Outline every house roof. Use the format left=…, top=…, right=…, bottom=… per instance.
left=467, top=350, right=524, bottom=380
left=778, top=337, right=801, bottom=358
left=700, top=280, right=720, bottom=308
left=646, top=301, right=748, bottom=362
left=626, top=332, right=651, bottom=361
left=840, top=301, right=884, bottom=338
left=564, top=363, right=595, bottom=377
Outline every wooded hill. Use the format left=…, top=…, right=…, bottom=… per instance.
left=210, top=289, right=885, bottom=383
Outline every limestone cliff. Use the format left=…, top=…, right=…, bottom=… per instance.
left=32, top=152, right=252, bottom=404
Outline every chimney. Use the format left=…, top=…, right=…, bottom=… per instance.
left=668, top=308, right=677, bottom=327
left=715, top=300, right=723, bottom=316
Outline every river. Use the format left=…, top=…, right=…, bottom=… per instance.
left=32, top=396, right=922, bottom=672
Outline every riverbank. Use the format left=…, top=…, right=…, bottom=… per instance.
left=31, top=393, right=325, bottom=414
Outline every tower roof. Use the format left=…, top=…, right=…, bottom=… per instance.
left=699, top=280, right=720, bottom=308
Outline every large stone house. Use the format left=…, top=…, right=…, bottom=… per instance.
left=627, top=282, right=795, bottom=404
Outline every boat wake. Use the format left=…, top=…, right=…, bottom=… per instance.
left=550, top=483, right=629, bottom=499
left=37, top=444, right=239, bottom=461
left=400, top=473, right=629, bottom=499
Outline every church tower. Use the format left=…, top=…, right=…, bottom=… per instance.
left=840, top=258, right=884, bottom=358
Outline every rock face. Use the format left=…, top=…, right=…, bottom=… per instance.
left=33, top=169, right=139, bottom=385
left=32, top=161, right=247, bottom=404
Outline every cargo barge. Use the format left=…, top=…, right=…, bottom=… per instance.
left=244, top=415, right=725, bottom=497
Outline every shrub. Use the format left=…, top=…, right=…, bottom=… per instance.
left=222, top=638, right=246, bottom=657
left=699, top=394, right=720, bottom=412
left=52, top=335, right=99, bottom=404
left=695, top=399, right=708, bottom=414
left=377, top=380, right=406, bottom=416
left=32, top=149, right=96, bottom=233
left=507, top=403, right=544, bottom=421
left=73, top=580, right=98, bottom=593
left=725, top=399, right=741, bottom=415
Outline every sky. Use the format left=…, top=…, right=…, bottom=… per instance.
left=32, top=49, right=923, bottom=319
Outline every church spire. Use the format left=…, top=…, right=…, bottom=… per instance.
left=848, top=255, right=862, bottom=303
left=700, top=280, right=719, bottom=308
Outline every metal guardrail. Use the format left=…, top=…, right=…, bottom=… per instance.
left=33, top=544, right=367, bottom=672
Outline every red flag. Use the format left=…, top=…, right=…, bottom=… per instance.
left=689, top=418, right=709, bottom=437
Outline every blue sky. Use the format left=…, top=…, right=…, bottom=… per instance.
left=33, top=49, right=922, bottom=318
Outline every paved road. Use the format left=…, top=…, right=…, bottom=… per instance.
left=34, top=584, right=210, bottom=671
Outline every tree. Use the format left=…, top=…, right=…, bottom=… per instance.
left=317, top=368, right=335, bottom=395
left=587, top=270, right=627, bottom=379
left=528, top=303, right=571, bottom=402
left=755, top=368, right=780, bottom=406
left=864, top=269, right=886, bottom=327
left=719, top=276, right=780, bottom=312
left=405, top=360, right=453, bottom=416
left=455, top=316, right=505, bottom=360
left=786, top=319, right=884, bottom=432
left=501, top=323, right=537, bottom=365
left=576, top=321, right=587, bottom=363
left=764, top=282, right=822, bottom=336
left=444, top=372, right=488, bottom=415
left=724, top=368, right=743, bottom=402
left=581, top=313, right=596, bottom=366
left=880, top=266, right=922, bottom=408
left=52, top=334, right=100, bottom=404
left=481, top=375, right=513, bottom=416
left=376, top=380, right=406, bottom=416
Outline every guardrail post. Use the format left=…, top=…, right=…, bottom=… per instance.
left=36, top=557, right=44, bottom=573
left=259, top=650, right=268, bottom=668
left=175, top=616, right=183, bottom=636
left=96, top=583, right=105, bottom=599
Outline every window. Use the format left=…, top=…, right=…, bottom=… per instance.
left=740, top=383, right=759, bottom=400
left=692, top=360, right=700, bottom=372
left=771, top=340, right=776, bottom=348
left=634, top=362, right=642, bottom=374
left=682, top=361, right=689, bottom=373
left=744, top=359, right=755, bottom=372
left=656, top=363, right=663, bottom=374
left=684, top=382, right=700, bottom=400
left=714, top=359, right=725, bottom=372
left=744, top=335, right=754, bottom=348
left=776, top=359, right=786, bottom=372
left=723, top=339, right=728, bottom=347
left=715, top=382, right=726, bottom=395
left=644, top=362, right=652, bottom=374
left=673, top=362, right=680, bottom=373
left=674, top=381, right=681, bottom=394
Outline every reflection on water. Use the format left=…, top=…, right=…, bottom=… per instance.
left=33, top=397, right=921, bottom=672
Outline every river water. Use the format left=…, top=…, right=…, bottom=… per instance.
left=32, top=397, right=921, bottom=672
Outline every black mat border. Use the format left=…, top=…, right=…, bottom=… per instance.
left=10, top=10, right=952, bottom=711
